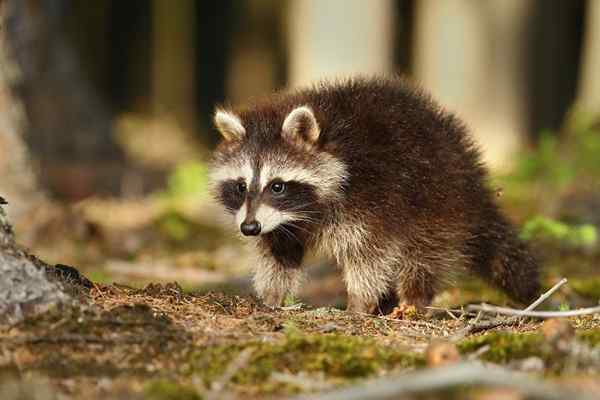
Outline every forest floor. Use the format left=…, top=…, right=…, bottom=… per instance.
left=3, top=123, right=600, bottom=399
left=1, top=192, right=600, bottom=400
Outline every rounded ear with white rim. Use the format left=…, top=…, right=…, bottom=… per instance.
left=214, top=109, right=246, bottom=141
left=282, top=106, right=320, bottom=144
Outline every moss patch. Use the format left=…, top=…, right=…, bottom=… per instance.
left=458, top=332, right=545, bottom=364
left=144, top=380, right=203, bottom=400
left=570, top=278, right=600, bottom=300
left=192, top=328, right=423, bottom=394
left=577, top=330, right=600, bottom=346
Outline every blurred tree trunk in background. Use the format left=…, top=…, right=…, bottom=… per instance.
left=414, top=0, right=533, bottom=170
left=196, top=1, right=234, bottom=147
left=0, top=1, right=46, bottom=222
left=576, top=0, right=600, bottom=118
left=152, top=0, right=197, bottom=132
left=224, top=1, right=285, bottom=107
left=287, top=0, right=393, bottom=86
left=526, top=1, right=584, bottom=136
left=3, top=0, right=124, bottom=199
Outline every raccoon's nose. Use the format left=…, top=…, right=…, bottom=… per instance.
left=241, top=221, right=261, bottom=236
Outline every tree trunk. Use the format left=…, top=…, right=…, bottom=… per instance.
left=414, top=0, right=533, bottom=170
left=0, top=0, right=45, bottom=222
left=287, top=0, right=394, bottom=87
left=3, top=0, right=125, bottom=199
left=152, top=0, right=197, bottom=130
left=576, top=0, right=600, bottom=117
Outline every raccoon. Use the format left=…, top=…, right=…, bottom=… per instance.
left=209, top=77, right=540, bottom=314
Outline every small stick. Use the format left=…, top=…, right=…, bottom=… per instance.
left=523, top=278, right=568, bottom=311
left=445, top=309, right=460, bottom=321
left=295, top=362, right=596, bottom=400
left=92, top=282, right=106, bottom=299
left=468, top=304, right=600, bottom=318
left=450, top=311, right=482, bottom=341
left=452, top=278, right=568, bottom=339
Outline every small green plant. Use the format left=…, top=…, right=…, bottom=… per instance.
left=283, top=294, right=302, bottom=307
left=520, top=216, right=598, bottom=249
left=558, top=303, right=571, bottom=311
left=163, top=161, right=210, bottom=200
left=506, top=132, right=575, bottom=189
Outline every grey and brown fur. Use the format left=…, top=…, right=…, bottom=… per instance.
left=209, top=77, right=540, bottom=314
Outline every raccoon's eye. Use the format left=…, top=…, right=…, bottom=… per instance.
left=270, top=181, right=286, bottom=195
left=236, top=182, right=247, bottom=194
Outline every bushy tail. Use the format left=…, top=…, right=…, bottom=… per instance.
left=475, top=215, right=541, bottom=304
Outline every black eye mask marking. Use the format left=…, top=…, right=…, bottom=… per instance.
left=263, top=181, right=319, bottom=212
left=218, top=179, right=246, bottom=213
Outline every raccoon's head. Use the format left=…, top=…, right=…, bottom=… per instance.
left=209, top=105, right=347, bottom=237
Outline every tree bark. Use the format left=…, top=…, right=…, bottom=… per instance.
left=0, top=0, right=45, bottom=222
left=287, top=0, right=394, bottom=87
left=3, top=0, right=125, bottom=199
left=414, top=0, right=533, bottom=170
left=576, top=0, right=600, bottom=117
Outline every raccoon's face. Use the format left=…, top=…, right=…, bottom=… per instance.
left=209, top=105, right=347, bottom=237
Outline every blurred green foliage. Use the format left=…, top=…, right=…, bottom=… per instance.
left=507, top=132, right=575, bottom=189
left=520, top=216, right=597, bottom=249
left=162, top=161, right=210, bottom=200
left=497, top=122, right=600, bottom=197
left=157, top=211, right=194, bottom=242
left=155, top=161, right=211, bottom=242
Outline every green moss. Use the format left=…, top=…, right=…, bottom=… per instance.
left=570, top=278, right=600, bottom=300
left=144, top=380, right=202, bottom=400
left=192, top=330, right=422, bottom=394
left=458, top=332, right=545, bottom=363
left=84, top=269, right=113, bottom=284
left=577, top=330, right=600, bottom=346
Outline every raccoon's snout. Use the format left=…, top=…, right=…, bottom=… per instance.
left=241, top=221, right=261, bottom=236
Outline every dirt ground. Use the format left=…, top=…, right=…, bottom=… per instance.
left=2, top=180, right=600, bottom=399
left=1, top=267, right=600, bottom=399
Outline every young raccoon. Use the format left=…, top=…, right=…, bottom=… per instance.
left=210, top=77, right=540, bottom=314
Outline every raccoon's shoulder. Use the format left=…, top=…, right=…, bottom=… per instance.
left=232, top=77, right=470, bottom=157
left=306, top=77, right=459, bottom=140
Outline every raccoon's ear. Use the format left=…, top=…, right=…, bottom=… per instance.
left=214, top=109, right=246, bottom=141
left=282, top=106, right=320, bottom=144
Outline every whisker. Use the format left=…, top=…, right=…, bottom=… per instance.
left=284, top=222, right=314, bottom=236
left=291, top=214, right=320, bottom=224
left=278, top=224, right=302, bottom=244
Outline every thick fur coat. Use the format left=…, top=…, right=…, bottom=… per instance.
left=209, top=77, right=540, bottom=314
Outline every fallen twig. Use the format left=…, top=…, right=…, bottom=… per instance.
left=468, top=304, right=600, bottom=318
left=294, top=362, right=597, bottom=400
left=523, top=278, right=568, bottom=312
left=452, top=278, right=570, bottom=339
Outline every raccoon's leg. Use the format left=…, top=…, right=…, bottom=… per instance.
left=253, top=258, right=303, bottom=308
left=395, top=261, right=439, bottom=310
left=343, top=259, right=395, bottom=314
left=254, top=232, right=306, bottom=308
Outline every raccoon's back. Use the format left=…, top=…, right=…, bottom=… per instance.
left=301, top=78, right=490, bottom=223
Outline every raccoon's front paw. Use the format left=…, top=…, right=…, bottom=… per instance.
left=261, top=291, right=285, bottom=309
